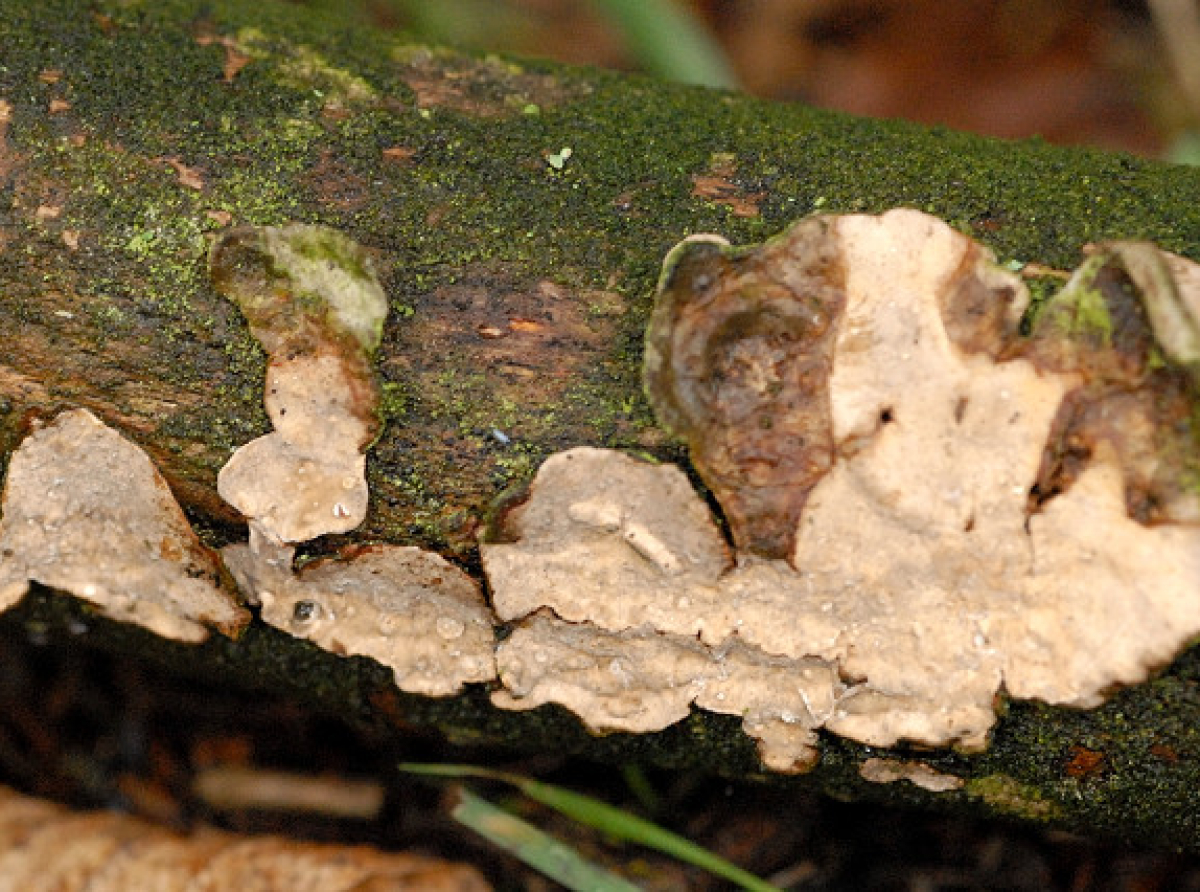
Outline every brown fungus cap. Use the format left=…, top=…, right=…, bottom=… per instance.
left=1026, top=240, right=1200, bottom=525
left=643, top=226, right=842, bottom=561
left=484, top=209, right=1200, bottom=771
left=0, top=410, right=248, bottom=642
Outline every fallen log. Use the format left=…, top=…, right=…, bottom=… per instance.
left=4, top=0, right=1200, bottom=851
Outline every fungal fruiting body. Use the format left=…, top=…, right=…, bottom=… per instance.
left=223, top=543, right=496, bottom=696
left=483, top=209, right=1200, bottom=772
left=643, top=227, right=842, bottom=560
left=217, top=353, right=373, bottom=544
left=210, top=224, right=496, bottom=694
left=210, top=223, right=388, bottom=545
left=0, top=409, right=247, bottom=642
left=208, top=222, right=388, bottom=545
left=5, top=213, right=1196, bottom=776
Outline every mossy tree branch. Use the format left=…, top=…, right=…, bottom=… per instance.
left=3, top=0, right=1200, bottom=850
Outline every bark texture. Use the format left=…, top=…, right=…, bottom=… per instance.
left=4, top=0, right=1200, bottom=850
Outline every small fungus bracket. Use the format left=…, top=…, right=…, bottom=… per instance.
left=0, top=410, right=248, bottom=642
left=210, top=223, right=388, bottom=545
left=224, top=542, right=496, bottom=696
left=859, top=758, right=964, bottom=793
left=483, top=209, right=1200, bottom=772
left=210, top=224, right=497, bottom=694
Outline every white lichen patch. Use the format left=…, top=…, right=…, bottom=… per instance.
left=224, top=543, right=495, bottom=696
left=0, top=410, right=247, bottom=642
left=483, top=209, right=1200, bottom=771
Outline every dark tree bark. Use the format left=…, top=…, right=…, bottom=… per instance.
left=4, top=0, right=1200, bottom=851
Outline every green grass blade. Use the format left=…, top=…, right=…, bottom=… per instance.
left=620, top=763, right=661, bottom=814
left=588, top=0, right=737, bottom=88
left=450, top=787, right=642, bottom=892
left=401, top=763, right=506, bottom=782
left=401, top=763, right=781, bottom=892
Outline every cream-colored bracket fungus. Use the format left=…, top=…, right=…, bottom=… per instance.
left=483, top=208, right=1200, bottom=772
left=0, top=410, right=248, bottom=642
left=210, top=223, right=389, bottom=546
left=211, top=224, right=497, bottom=695
left=223, top=542, right=496, bottom=696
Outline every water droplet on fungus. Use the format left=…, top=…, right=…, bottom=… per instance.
left=224, top=543, right=496, bottom=697
left=210, top=225, right=498, bottom=698
left=0, top=410, right=248, bottom=642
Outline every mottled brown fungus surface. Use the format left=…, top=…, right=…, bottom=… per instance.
left=1027, top=242, right=1200, bottom=524
left=644, top=226, right=843, bottom=560
left=209, top=224, right=388, bottom=376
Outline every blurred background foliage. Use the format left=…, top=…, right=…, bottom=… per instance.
left=300, top=0, right=1200, bottom=160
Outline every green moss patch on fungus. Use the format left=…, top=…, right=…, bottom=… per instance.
left=209, top=223, right=389, bottom=544
left=1034, top=253, right=1115, bottom=346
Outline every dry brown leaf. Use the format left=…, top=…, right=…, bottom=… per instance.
left=164, top=157, right=205, bottom=191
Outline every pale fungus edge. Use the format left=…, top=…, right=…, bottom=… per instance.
left=0, top=409, right=248, bottom=643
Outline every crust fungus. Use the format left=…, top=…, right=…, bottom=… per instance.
left=483, top=209, right=1200, bottom=771
left=643, top=228, right=842, bottom=560
left=0, top=410, right=247, bottom=642
left=210, top=223, right=388, bottom=545
left=224, top=543, right=496, bottom=696
left=211, top=224, right=496, bottom=695
left=859, top=758, right=964, bottom=793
